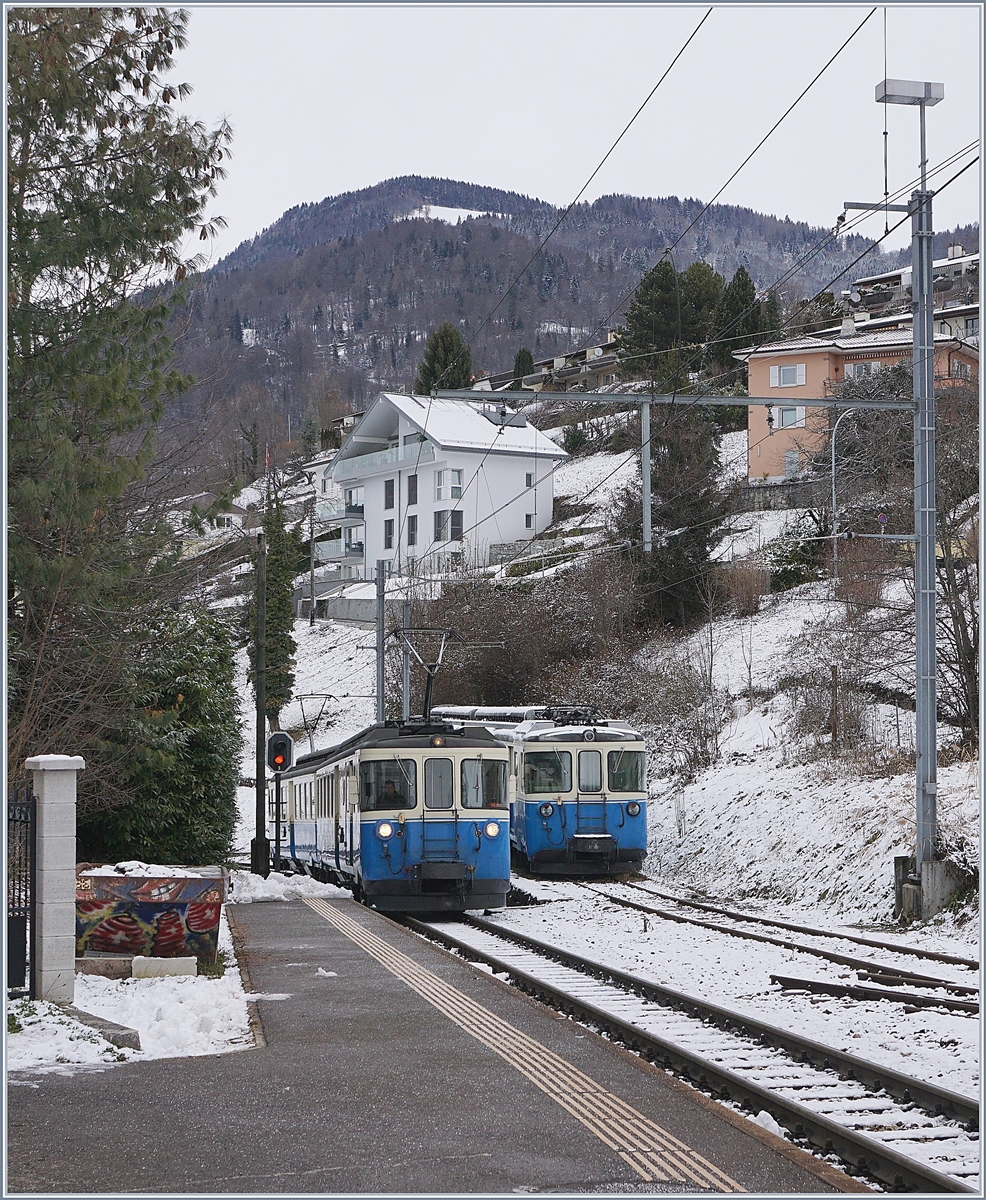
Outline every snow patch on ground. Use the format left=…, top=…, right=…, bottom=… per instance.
left=228, top=869, right=349, bottom=904
left=7, top=911, right=253, bottom=1077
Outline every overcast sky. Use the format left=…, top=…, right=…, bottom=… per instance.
left=173, top=3, right=982, bottom=266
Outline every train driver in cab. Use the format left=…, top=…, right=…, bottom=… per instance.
left=379, top=778, right=403, bottom=808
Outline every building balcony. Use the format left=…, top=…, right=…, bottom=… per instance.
left=315, top=501, right=364, bottom=526
left=316, top=539, right=364, bottom=563
left=333, top=441, right=435, bottom=479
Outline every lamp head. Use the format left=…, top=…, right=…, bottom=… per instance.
left=876, top=78, right=944, bottom=106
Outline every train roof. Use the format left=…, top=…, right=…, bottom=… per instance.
left=430, top=704, right=643, bottom=743
left=282, top=720, right=506, bottom=779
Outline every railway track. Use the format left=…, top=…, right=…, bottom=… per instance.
left=407, top=914, right=979, bottom=1194
left=579, top=883, right=979, bottom=1014
left=617, top=882, right=980, bottom=970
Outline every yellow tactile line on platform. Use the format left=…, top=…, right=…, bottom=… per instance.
left=305, top=898, right=744, bottom=1192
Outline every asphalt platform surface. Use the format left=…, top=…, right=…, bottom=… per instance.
left=6, top=897, right=868, bottom=1195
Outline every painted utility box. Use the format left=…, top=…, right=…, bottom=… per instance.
left=76, top=863, right=229, bottom=963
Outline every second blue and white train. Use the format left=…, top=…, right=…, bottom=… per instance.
left=432, top=705, right=648, bottom=876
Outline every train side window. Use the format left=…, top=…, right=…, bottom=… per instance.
left=523, top=751, right=572, bottom=793
left=578, top=750, right=602, bottom=792
left=360, top=760, right=417, bottom=810
left=607, top=749, right=645, bottom=792
left=424, top=758, right=454, bottom=808
left=461, top=758, right=507, bottom=808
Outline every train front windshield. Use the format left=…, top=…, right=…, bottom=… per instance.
left=360, top=760, right=417, bottom=810
left=524, top=751, right=572, bottom=793
left=607, top=749, right=645, bottom=791
left=461, top=759, right=507, bottom=808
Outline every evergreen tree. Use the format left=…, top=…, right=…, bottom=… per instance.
left=7, top=8, right=231, bottom=810
left=512, top=346, right=534, bottom=388
left=78, top=608, right=241, bottom=865
left=244, top=497, right=300, bottom=728
left=758, top=290, right=783, bottom=343
left=616, top=260, right=679, bottom=384
left=618, top=260, right=724, bottom=390
left=708, top=266, right=759, bottom=375
left=300, top=409, right=320, bottom=460
left=612, top=410, right=725, bottom=628
left=414, top=322, right=473, bottom=392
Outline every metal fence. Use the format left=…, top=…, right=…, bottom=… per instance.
left=7, top=786, right=36, bottom=999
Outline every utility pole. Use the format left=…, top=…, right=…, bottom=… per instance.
left=848, top=77, right=943, bottom=874
left=376, top=559, right=386, bottom=723
left=402, top=598, right=411, bottom=722
left=250, top=532, right=269, bottom=876
left=641, top=398, right=652, bottom=554
left=308, top=495, right=317, bottom=627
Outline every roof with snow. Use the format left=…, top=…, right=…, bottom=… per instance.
left=335, top=392, right=567, bottom=462
left=735, top=329, right=979, bottom=360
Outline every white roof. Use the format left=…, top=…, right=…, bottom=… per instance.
left=368, top=392, right=567, bottom=459
left=737, top=329, right=979, bottom=360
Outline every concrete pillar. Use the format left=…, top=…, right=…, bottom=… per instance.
left=25, top=754, right=85, bottom=1002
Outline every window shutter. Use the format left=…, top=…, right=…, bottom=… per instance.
left=450, top=511, right=463, bottom=541
left=770, top=366, right=779, bottom=387
left=796, top=363, right=806, bottom=386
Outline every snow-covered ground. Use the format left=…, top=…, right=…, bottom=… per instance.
left=485, top=892, right=978, bottom=1099
left=7, top=874, right=347, bottom=1079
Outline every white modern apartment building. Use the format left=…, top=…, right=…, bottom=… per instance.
left=311, top=393, right=567, bottom=578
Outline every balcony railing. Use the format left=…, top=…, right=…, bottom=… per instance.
left=333, top=441, right=435, bottom=479
left=316, top=540, right=364, bottom=563
left=315, top=501, right=364, bottom=524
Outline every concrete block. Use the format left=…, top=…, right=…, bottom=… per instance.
left=25, top=754, right=86, bottom=772
left=56, top=1004, right=141, bottom=1050
left=76, top=957, right=132, bottom=980
left=900, top=882, right=923, bottom=922
left=37, top=933, right=76, bottom=968
left=920, top=858, right=967, bottom=919
left=37, top=803, right=78, bottom=838
left=131, top=956, right=197, bottom=979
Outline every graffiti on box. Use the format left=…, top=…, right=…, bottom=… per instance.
left=76, top=870, right=226, bottom=961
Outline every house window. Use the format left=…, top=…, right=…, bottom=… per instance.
left=435, top=511, right=462, bottom=542
left=770, top=363, right=806, bottom=387
left=525, top=513, right=534, bottom=529
left=407, top=474, right=418, bottom=505
left=777, top=407, right=802, bottom=429
left=384, top=519, right=394, bottom=549
left=526, top=472, right=534, bottom=488
left=966, top=317, right=979, bottom=336
left=784, top=449, right=800, bottom=479
left=435, top=469, right=462, bottom=500
left=407, top=514, right=417, bottom=546
left=844, top=361, right=880, bottom=379
left=384, top=478, right=395, bottom=509
left=951, top=360, right=971, bottom=380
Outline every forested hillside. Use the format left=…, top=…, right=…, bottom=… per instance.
left=168, top=175, right=977, bottom=487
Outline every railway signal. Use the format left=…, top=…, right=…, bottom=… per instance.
left=267, top=732, right=294, bottom=773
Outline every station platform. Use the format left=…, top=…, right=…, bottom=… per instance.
left=7, top=898, right=868, bottom=1194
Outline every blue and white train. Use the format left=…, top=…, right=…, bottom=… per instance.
left=431, top=706, right=648, bottom=876
left=268, top=720, right=512, bottom=913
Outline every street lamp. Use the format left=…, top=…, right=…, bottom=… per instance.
left=874, top=79, right=943, bottom=874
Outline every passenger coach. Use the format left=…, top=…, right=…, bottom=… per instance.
left=269, top=720, right=511, bottom=913
left=432, top=706, right=648, bottom=876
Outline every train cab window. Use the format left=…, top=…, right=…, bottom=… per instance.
left=607, top=749, right=645, bottom=792
left=578, top=750, right=602, bottom=792
left=523, top=751, right=572, bottom=793
left=424, top=758, right=453, bottom=809
left=360, top=760, right=416, bottom=810
left=461, top=759, right=508, bottom=808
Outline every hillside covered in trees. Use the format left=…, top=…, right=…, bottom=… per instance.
left=168, top=175, right=977, bottom=487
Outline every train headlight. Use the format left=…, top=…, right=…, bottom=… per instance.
left=377, top=822, right=394, bottom=839
left=538, top=802, right=554, bottom=818
left=626, top=802, right=641, bottom=817
left=484, top=822, right=500, bottom=838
